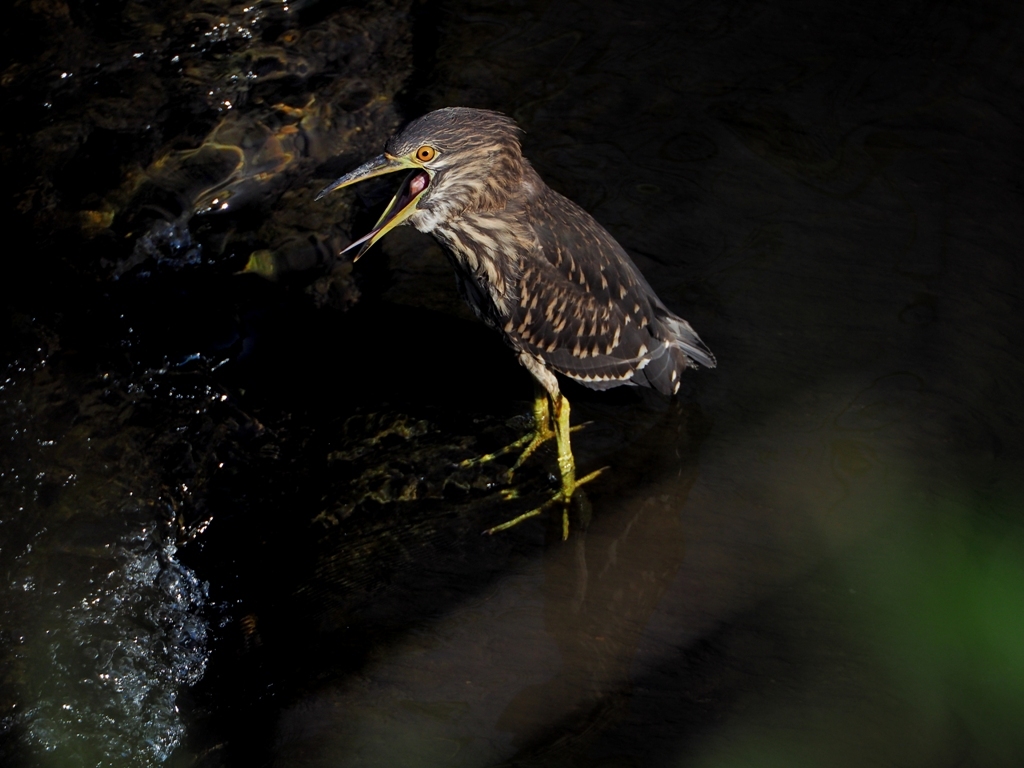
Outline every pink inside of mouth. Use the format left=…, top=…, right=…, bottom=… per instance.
left=409, top=171, right=429, bottom=196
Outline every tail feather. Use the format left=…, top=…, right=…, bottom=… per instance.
left=634, top=314, right=715, bottom=395
left=638, top=343, right=683, bottom=395
left=663, top=315, right=716, bottom=369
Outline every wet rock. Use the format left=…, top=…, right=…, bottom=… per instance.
left=3, top=0, right=414, bottom=304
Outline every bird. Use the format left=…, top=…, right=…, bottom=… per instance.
left=316, top=107, right=715, bottom=538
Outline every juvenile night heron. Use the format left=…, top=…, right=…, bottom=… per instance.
left=317, top=107, right=715, bottom=537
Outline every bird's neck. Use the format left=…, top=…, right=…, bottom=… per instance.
left=409, top=159, right=540, bottom=318
left=432, top=212, right=525, bottom=317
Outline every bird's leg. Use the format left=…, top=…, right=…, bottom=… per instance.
left=504, top=387, right=590, bottom=477
left=551, top=394, right=605, bottom=537
left=485, top=393, right=605, bottom=540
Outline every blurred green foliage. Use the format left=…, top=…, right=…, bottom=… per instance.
left=691, top=496, right=1024, bottom=768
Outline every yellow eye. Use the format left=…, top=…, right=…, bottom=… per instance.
left=415, top=145, right=436, bottom=163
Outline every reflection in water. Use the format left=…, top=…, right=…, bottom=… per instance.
left=500, top=410, right=698, bottom=754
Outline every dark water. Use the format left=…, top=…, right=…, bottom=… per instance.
left=2, top=0, right=1023, bottom=765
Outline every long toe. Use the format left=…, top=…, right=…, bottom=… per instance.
left=483, top=464, right=607, bottom=539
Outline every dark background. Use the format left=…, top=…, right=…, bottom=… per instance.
left=2, top=0, right=1023, bottom=766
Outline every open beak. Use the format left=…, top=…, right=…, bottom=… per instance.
left=315, top=154, right=431, bottom=261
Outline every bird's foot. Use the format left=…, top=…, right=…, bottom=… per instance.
left=503, top=420, right=588, bottom=480
left=484, top=466, right=607, bottom=540
left=458, top=393, right=588, bottom=481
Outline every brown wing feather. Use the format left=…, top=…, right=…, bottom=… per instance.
left=505, top=186, right=687, bottom=393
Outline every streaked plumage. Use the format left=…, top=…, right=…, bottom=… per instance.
left=376, top=108, right=713, bottom=391
left=317, top=107, right=715, bottom=536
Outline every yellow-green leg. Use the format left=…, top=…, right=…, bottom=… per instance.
left=484, top=393, right=605, bottom=540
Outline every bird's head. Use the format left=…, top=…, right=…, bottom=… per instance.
left=316, top=107, right=524, bottom=259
